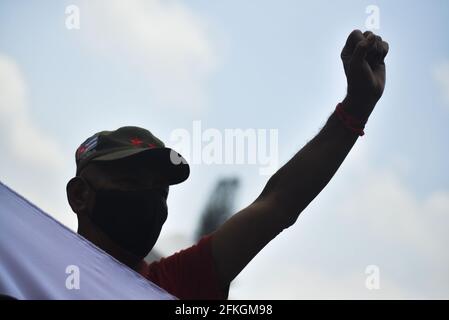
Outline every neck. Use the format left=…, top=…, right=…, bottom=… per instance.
left=78, top=220, right=142, bottom=271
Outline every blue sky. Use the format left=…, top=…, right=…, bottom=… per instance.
left=1, top=0, right=448, bottom=299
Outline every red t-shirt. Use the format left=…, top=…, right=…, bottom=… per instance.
left=138, top=235, right=228, bottom=300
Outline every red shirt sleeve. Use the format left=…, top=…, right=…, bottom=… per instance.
left=138, top=234, right=228, bottom=300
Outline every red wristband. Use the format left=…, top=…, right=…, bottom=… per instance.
left=335, top=103, right=365, bottom=136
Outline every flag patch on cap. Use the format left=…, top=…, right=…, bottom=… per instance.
left=76, top=135, right=98, bottom=160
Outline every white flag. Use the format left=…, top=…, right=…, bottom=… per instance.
left=0, top=181, right=175, bottom=300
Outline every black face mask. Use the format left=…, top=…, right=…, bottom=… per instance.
left=87, top=183, right=168, bottom=259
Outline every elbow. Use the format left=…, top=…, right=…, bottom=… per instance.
left=258, top=171, right=282, bottom=201
left=258, top=190, right=302, bottom=230
left=258, top=173, right=308, bottom=229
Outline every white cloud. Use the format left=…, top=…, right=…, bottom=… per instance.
left=0, top=55, right=66, bottom=170
left=339, top=169, right=449, bottom=259
left=0, top=54, right=74, bottom=229
left=81, top=0, right=220, bottom=110
left=433, top=60, right=449, bottom=107
left=231, top=262, right=411, bottom=300
left=230, top=151, right=449, bottom=299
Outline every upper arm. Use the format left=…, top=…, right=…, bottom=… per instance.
left=208, top=109, right=358, bottom=288
left=210, top=193, right=292, bottom=287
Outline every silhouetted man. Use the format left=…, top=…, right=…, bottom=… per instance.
left=66, top=30, right=389, bottom=299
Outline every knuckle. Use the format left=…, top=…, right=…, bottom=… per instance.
left=348, top=29, right=363, bottom=43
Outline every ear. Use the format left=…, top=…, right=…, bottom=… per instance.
left=66, top=177, right=92, bottom=216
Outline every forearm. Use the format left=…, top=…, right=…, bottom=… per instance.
left=260, top=100, right=363, bottom=224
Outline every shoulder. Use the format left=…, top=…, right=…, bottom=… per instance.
left=139, top=234, right=228, bottom=300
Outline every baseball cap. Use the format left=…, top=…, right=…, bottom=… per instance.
left=75, top=126, right=189, bottom=185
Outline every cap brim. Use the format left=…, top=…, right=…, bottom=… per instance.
left=92, top=147, right=190, bottom=185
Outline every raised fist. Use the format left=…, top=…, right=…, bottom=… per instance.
left=341, top=30, right=389, bottom=121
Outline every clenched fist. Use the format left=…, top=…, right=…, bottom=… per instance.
left=341, top=30, right=389, bottom=122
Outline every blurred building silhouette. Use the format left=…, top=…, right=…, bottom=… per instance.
left=195, top=177, right=240, bottom=241
left=145, top=176, right=240, bottom=263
